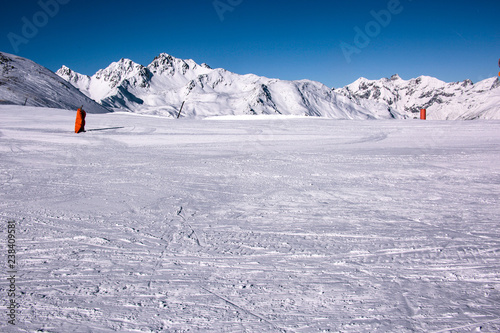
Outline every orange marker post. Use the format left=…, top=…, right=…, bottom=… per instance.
left=420, top=109, right=427, bottom=120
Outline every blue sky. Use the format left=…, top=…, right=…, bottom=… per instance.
left=1, top=0, right=499, bottom=87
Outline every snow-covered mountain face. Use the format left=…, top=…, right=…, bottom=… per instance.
left=57, top=53, right=398, bottom=119
left=56, top=53, right=499, bottom=120
left=0, top=52, right=109, bottom=114
left=335, top=74, right=500, bottom=120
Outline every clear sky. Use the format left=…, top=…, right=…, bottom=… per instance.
left=1, top=0, right=499, bottom=88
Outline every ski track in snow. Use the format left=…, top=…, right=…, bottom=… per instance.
left=1, top=106, right=500, bottom=332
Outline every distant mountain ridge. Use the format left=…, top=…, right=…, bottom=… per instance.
left=0, top=51, right=109, bottom=113
left=335, top=74, right=500, bottom=120
left=1, top=51, right=498, bottom=119
left=57, top=53, right=500, bottom=119
left=56, top=53, right=401, bottom=119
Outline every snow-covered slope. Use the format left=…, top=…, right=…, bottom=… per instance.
left=0, top=52, right=109, bottom=114
left=57, top=53, right=399, bottom=119
left=336, top=74, right=500, bottom=120
left=2, top=105, right=500, bottom=331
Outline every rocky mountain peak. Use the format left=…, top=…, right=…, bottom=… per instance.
left=53, top=52, right=500, bottom=120
left=390, top=74, right=401, bottom=81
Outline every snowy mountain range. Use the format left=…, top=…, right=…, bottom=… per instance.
left=336, top=74, right=500, bottom=120
left=56, top=53, right=393, bottom=119
left=1, top=51, right=499, bottom=119
left=56, top=53, right=500, bottom=120
left=0, top=52, right=109, bottom=113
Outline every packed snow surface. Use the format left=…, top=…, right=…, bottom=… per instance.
left=1, top=106, right=500, bottom=332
